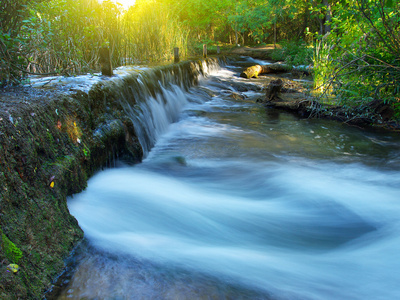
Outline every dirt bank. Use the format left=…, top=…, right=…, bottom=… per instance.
left=257, top=75, right=400, bottom=131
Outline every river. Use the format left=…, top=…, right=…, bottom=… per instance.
left=58, top=57, right=400, bottom=299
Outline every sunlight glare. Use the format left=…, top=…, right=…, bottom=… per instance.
left=99, top=0, right=135, bottom=10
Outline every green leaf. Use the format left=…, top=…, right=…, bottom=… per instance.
left=386, top=0, right=394, bottom=7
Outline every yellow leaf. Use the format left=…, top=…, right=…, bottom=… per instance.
left=7, top=264, right=19, bottom=273
left=50, top=182, right=55, bottom=188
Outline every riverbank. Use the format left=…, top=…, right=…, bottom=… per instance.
left=0, top=84, right=142, bottom=298
left=257, top=75, right=400, bottom=132
left=230, top=46, right=400, bottom=131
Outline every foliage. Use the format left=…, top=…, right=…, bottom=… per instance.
left=271, top=40, right=313, bottom=66
left=1, top=0, right=332, bottom=86
left=0, top=0, right=40, bottom=85
left=312, top=0, right=400, bottom=119
left=313, top=38, right=334, bottom=95
left=0, top=0, right=189, bottom=85
left=122, top=0, right=189, bottom=63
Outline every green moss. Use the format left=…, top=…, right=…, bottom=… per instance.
left=1, top=233, right=23, bottom=263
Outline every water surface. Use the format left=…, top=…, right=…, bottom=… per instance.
left=62, top=59, right=400, bottom=300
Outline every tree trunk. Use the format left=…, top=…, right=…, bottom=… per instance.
left=99, top=46, right=113, bottom=76
left=240, top=63, right=291, bottom=79
left=174, top=47, right=180, bottom=63
left=302, top=3, right=310, bottom=38
left=240, top=65, right=264, bottom=78
left=323, top=0, right=332, bottom=34
left=235, top=23, right=238, bottom=45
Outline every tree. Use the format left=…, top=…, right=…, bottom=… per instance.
left=314, top=0, right=400, bottom=112
left=322, top=0, right=332, bottom=34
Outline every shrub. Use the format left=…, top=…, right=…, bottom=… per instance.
left=271, top=40, right=313, bottom=66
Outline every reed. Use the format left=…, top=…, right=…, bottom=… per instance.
left=312, top=39, right=335, bottom=102
left=5, top=0, right=190, bottom=83
left=121, top=1, right=189, bottom=64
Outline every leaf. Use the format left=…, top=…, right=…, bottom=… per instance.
left=7, top=264, right=19, bottom=273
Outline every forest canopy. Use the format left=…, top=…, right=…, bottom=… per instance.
left=0, top=0, right=399, bottom=115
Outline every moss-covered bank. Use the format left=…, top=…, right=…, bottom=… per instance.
left=0, top=58, right=222, bottom=299
left=0, top=85, right=140, bottom=298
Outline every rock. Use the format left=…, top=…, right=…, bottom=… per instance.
left=229, top=92, right=245, bottom=101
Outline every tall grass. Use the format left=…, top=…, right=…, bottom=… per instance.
left=121, top=1, right=189, bottom=63
left=312, top=39, right=334, bottom=101
left=1, top=0, right=190, bottom=85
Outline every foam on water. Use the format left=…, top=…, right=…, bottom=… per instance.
left=68, top=160, right=400, bottom=300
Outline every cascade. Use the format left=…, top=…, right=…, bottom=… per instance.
left=107, top=58, right=223, bottom=156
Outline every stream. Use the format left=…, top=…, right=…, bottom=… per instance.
left=57, top=57, right=400, bottom=299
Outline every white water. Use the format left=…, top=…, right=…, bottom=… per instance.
left=64, top=59, right=400, bottom=300
left=127, top=84, right=188, bottom=155
left=25, top=65, right=150, bottom=92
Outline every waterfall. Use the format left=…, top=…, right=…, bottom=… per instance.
left=105, top=58, right=223, bottom=156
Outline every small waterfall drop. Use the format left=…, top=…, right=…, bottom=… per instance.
left=108, top=58, right=222, bottom=156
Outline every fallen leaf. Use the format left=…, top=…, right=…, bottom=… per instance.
left=7, top=264, right=19, bottom=273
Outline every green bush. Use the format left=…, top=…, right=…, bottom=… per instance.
left=311, top=0, right=400, bottom=119
left=271, top=40, right=313, bottom=66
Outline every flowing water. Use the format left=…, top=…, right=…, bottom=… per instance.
left=58, top=58, right=400, bottom=300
